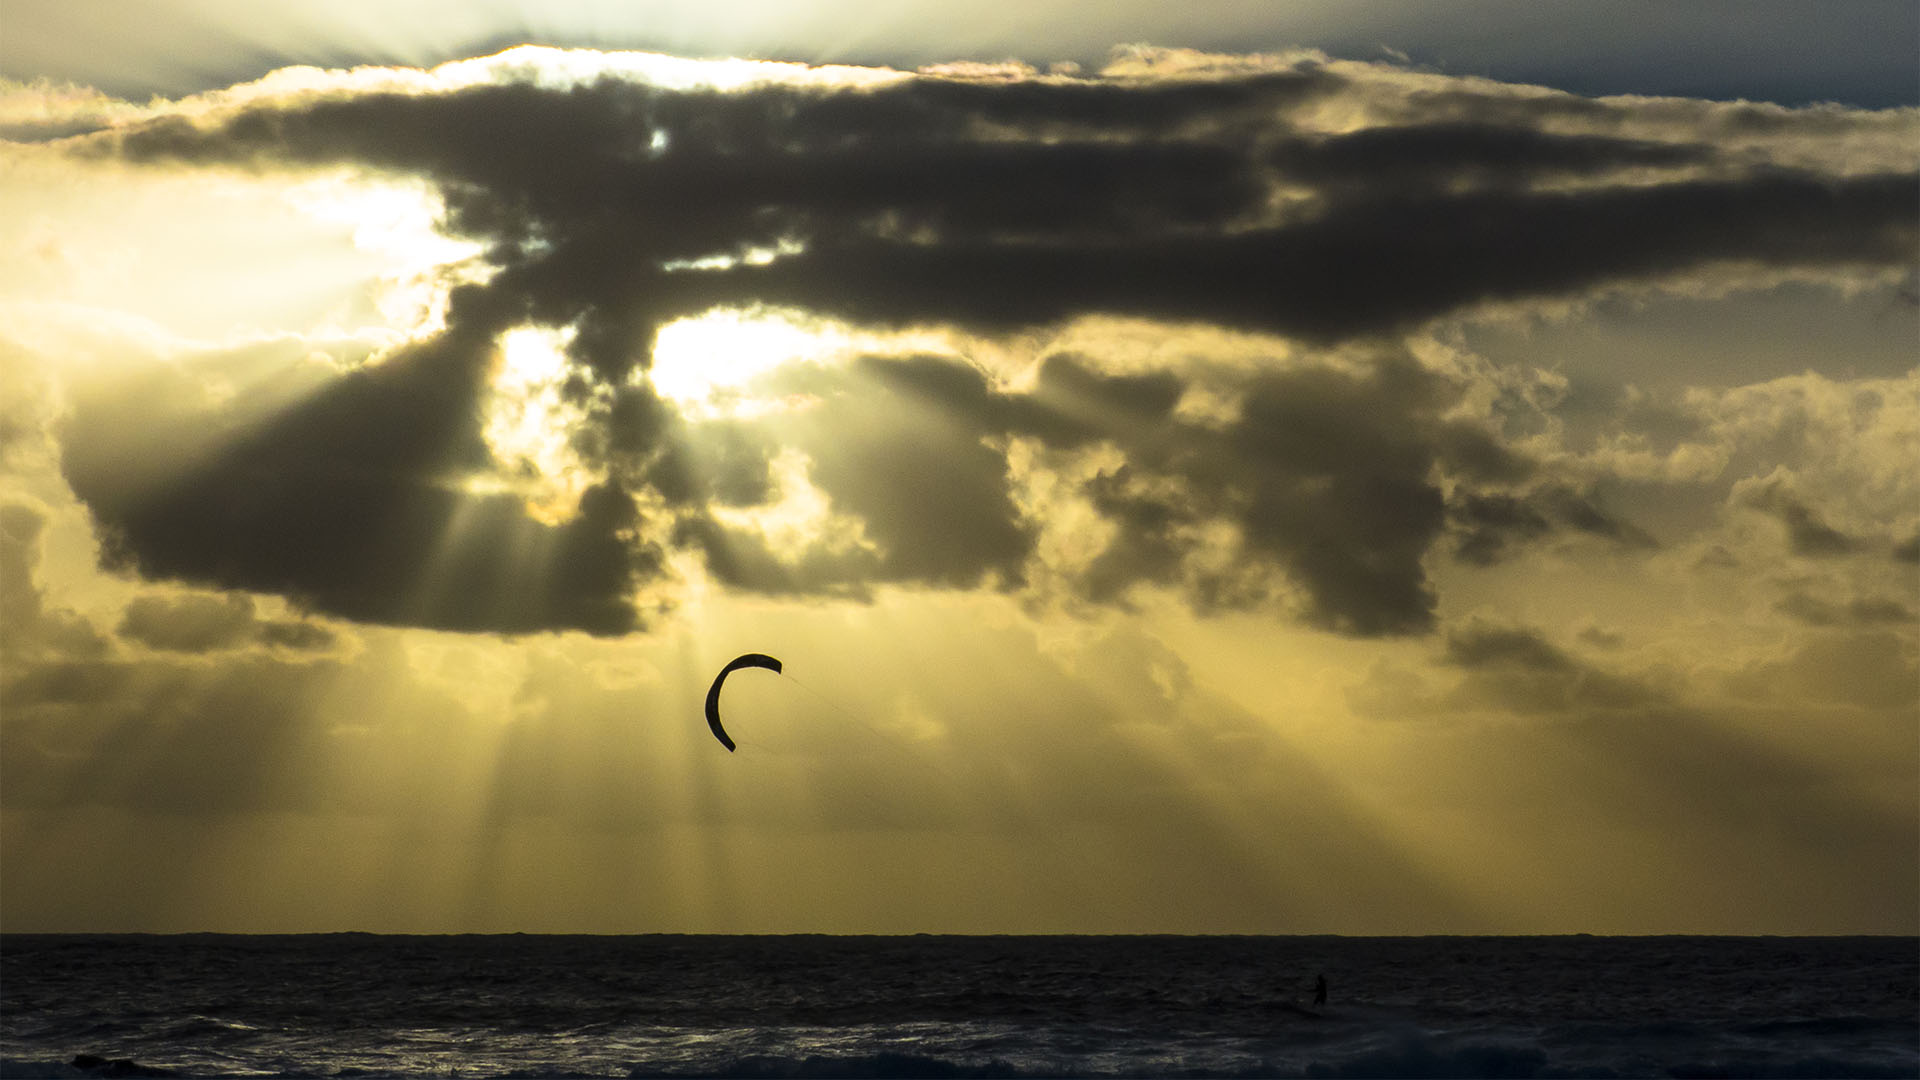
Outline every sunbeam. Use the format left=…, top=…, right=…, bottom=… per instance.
left=2, top=11, right=1916, bottom=1077
left=3, top=28, right=1914, bottom=952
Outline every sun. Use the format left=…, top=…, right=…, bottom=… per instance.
left=646, top=305, right=848, bottom=414
left=282, top=171, right=486, bottom=336
left=645, top=304, right=960, bottom=416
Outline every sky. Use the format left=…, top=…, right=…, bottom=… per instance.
left=0, top=3, right=1915, bottom=935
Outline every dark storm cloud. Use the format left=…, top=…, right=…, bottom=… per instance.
left=1450, top=492, right=1552, bottom=566
left=1775, top=590, right=1918, bottom=628
left=96, top=74, right=1313, bottom=378
left=668, top=513, right=875, bottom=599
left=1894, top=535, right=1920, bottom=564
left=60, top=58, right=1918, bottom=635
left=644, top=353, right=1178, bottom=598
left=1576, top=624, right=1626, bottom=650
left=1435, top=620, right=1679, bottom=720
left=94, top=71, right=1917, bottom=368
left=1075, top=467, right=1189, bottom=606
left=669, top=353, right=1040, bottom=594
left=119, top=593, right=256, bottom=652
left=642, top=415, right=778, bottom=509
left=1696, top=545, right=1741, bottom=570
left=1444, top=622, right=1581, bottom=674
left=61, top=325, right=663, bottom=636
left=1260, top=122, right=1713, bottom=199
left=1366, top=80, right=1917, bottom=142
left=117, top=593, right=337, bottom=653
left=1451, top=487, right=1655, bottom=565
left=636, top=170, right=1914, bottom=354
left=670, top=347, right=1530, bottom=634
left=791, top=357, right=1035, bottom=589
left=1053, top=350, right=1520, bottom=632
left=1740, top=483, right=1862, bottom=558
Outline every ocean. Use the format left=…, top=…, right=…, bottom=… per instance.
left=1, top=934, right=1914, bottom=1078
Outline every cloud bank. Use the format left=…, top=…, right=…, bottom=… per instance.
left=34, top=47, right=1920, bottom=637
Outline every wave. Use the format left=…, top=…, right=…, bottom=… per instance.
left=2, top=1057, right=178, bottom=1079
left=0, top=1060, right=93, bottom=1079
left=7, top=935, right=1913, bottom=1079
left=1299, top=1035, right=1547, bottom=1079
left=632, top=1053, right=1034, bottom=1078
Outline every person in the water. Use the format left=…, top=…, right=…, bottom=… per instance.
left=1313, top=973, right=1327, bottom=1008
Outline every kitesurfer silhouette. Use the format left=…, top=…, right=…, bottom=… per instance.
left=1313, top=973, right=1328, bottom=1008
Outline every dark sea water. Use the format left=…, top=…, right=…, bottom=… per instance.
left=2, top=935, right=1915, bottom=1078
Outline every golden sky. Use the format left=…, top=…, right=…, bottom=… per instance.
left=1, top=22, right=1916, bottom=933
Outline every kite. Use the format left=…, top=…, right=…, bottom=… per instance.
left=705, top=653, right=782, bottom=751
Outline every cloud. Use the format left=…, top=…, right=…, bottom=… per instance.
left=1449, top=486, right=1654, bottom=565
left=1894, top=535, right=1920, bottom=564
left=1727, top=625, right=1920, bottom=715
left=1443, top=621, right=1579, bottom=673
left=118, top=593, right=257, bottom=652
left=0, top=495, right=1483, bottom=931
left=0, top=497, right=349, bottom=817
left=1775, top=589, right=1917, bottom=628
left=116, top=592, right=337, bottom=653
left=1576, top=624, right=1625, bottom=650
left=1703, top=374, right=1920, bottom=530
left=0, top=502, right=48, bottom=634
left=59, top=327, right=666, bottom=636
left=1260, top=121, right=1714, bottom=199
left=41, top=51, right=1919, bottom=637
left=1, top=500, right=109, bottom=662
left=1433, top=619, right=1670, bottom=716
left=1739, top=480, right=1863, bottom=558
left=88, top=58, right=1916, bottom=364
left=1488, top=364, right=1917, bottom=604
left=1428, top=616, right=1918, bottom=760
left=669, top=172, right=1908, bottom=353
left=1346, top=616, right=1917, bottom=925
left=662, top=346, right=1536, bottom=634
